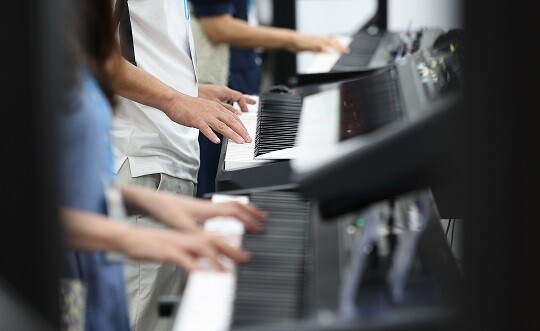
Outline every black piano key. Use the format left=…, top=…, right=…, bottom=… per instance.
left=254, top=91, right=303, bottom=157
left=332, top=31, right=384, bottom=71
left=236, top=283, right=303, bottom=294
left=231, top=190, right=311, bottom=327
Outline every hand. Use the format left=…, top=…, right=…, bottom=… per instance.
left=198, top=84, right=257, bottom=114
left=158, top=194, right=267, bottom=233
left=118, top=227, right=251, bottom=271
left=167, top=94, right=251, bottom=144
left=120, top=184, right=268, bottom=233
left=288, top=33, right=349, bottom=54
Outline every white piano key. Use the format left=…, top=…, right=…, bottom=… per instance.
left=302, top=36, right=353, bottom=74
left=205, top=218, right=245, bottom=237
left=171, top=194, right=249, bottom=331
left=224, top=96, right=272, bottom=171
left=172, top=272, right=236, bottom=331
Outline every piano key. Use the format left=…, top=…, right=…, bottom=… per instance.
left=254, top=91, right=304, bottom=157
left=223, top=96, right=274, bottom=171
left=230, top=191, right=312, bottom=327
left=171, top=194, right=250, bottom=331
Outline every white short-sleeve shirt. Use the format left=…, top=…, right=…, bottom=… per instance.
left=111, top=0, right=200, bottom=182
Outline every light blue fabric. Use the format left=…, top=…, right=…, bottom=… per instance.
left=59, top=66, right=131, bottom=331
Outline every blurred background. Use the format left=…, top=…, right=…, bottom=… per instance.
left=2, top=0, right=539, bottom=330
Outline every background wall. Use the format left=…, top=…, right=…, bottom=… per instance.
left=388, top=0, right=463, bottom=31
left=293, top=0, right=463, bottom=72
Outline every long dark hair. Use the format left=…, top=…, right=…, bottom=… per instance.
left=75, top=0, right=119, bottom=107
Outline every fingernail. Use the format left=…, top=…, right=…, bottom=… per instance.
left=236, top=137, right=245, bottom=144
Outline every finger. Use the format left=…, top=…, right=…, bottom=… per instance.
left=226, top=207, right=262, bottom=233
left=184, top=239, right=221, bottom=267
left=231, top=111, right=248, bottom=132
left=213, top=111, right=251, bottom=143
left=168, top=252, right=200, bottom=272
left=212, top=237, right=251, bottom=263
left=244, top=203, right=269, bottom=221
left=339, top=42, right=350, bottom=53
left=193, top=245, right=225, bottom=271
left=244, top=95, right=257, bottom=105
left=220, top=101, right=242, bottom=115
left=322, top=46, right=333, bottom=54
left=221, top=203, right=266, bottom=233
left=238, top=216, right=263, bottom=233
left=175, top=219, right=199, bottom=232
left=182, top=224, right=205, bottom=234
left=208, top=255, right=225, bottom=272
left=329, top=38, right=349, bottom=53
left=224, top=89, right=250, bottom=113
left=199, top=123, right=221, bottom=144
left=235, top=96, right=250, bottom=113
left=217, top=103, right=248, bottom=132
left=322, top=40, right=338, bottom=53
left=313, top=43, right=330, bottom=53
left=211, top=120, right=245, bottom=144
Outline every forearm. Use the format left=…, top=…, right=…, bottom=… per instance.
left=105, top=51, right=250, bottom=144
left=199, top=15, right=295, bottom=50
left=60, top=208, right=129, bottom=251
left=118, top=183, right=200, bottom=231
left=119, top=184, right=180, bottom=225
left=106, top=51, right=191, bottom=118
left=118, top=184, right=159, bottom=217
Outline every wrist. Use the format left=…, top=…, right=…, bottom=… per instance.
left=165, top=92, right=200, bottom=126
left=109, top=222, right=133, bottom=253
left=283, top=29, right=298, bottom=51
left=197, top=84, right=210, bottom=100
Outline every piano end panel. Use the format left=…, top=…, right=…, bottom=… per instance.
left=307, top=203, right=342, bottom=316
left=216, top=161, right=294, bottom=192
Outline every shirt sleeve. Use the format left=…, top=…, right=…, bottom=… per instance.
left=190, top=0, right=235, bottom=17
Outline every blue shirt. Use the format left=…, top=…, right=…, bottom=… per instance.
left=59, top=66, right=131, bottom=331
left=191, top=0, right=261, bottom=94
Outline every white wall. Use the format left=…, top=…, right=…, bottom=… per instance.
left=296, top=0, right=377, bottom=73
left=294, top=0, right=464, bottom=34
left=388, top=0, right=463, bottom=31
left=294, top=0, right=463, bottom=72
left=296, top=0, right=378, bottom=36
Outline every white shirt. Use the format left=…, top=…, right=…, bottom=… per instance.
left=111, top=0, right=200, bottom=182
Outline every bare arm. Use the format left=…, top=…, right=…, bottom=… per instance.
left=60, top=208, right=129, bottom=251
left=198, top=14, right=348, bottom=53
left=118, top=183, right=267, bottom=233
left=105, top=51, right=250, bottom=144
left=60, top=208, right=251, bottom=271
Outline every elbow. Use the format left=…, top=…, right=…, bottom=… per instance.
left=203, top=30, right=226, bottom=44
left=104, top=51, right=123, bottom=85
left=199, top=16, right=235, bottom=44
